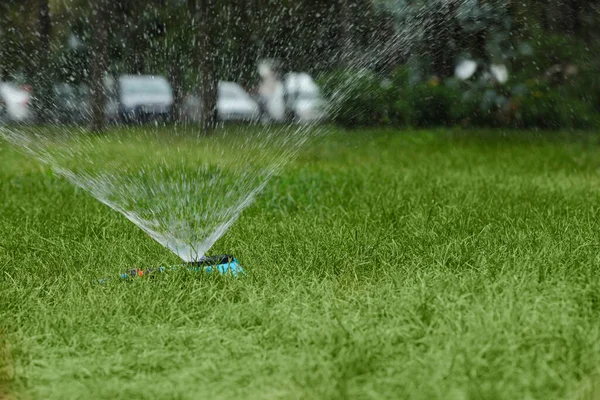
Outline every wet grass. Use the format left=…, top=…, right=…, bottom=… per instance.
left=2, top=127, right=600, bottom=399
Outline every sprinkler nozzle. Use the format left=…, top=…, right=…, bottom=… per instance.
left=187, top=254, right=244, bottom=275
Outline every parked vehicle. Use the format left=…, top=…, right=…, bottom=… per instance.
left=51, top=83, right=91, bottom=123
left=0, top=82, right=34, bottom=123
left=182, top=81, right=260, bottom=123
left=283, top=73, right=327, bottom=123
left=113, top=75, right=174, bottom=123
left=217, top=82, right=260, bottom=122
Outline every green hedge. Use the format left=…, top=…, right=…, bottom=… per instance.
left=320, top=69, right=390, bottom=128
left=320, top=68, right=600, bottom=130
left=514, top=91, right=599, bottom=130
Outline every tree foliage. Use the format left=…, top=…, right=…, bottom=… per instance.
left=1, top=0, right=599, bottom=130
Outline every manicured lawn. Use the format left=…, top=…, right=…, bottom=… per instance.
left=2, top=127, right=600, bottom=399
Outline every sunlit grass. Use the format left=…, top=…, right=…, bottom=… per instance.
left=2, top=127, right=600, bottom=399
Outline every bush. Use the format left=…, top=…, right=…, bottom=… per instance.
left=570, top=69, right=600, bottom=113
left=388, top=97, right=414, bottom=127
left=514, top=89, right=599, bottom=130
left=320, top=69, right=390, bottom=128
left=383, top=68, right=411, bottom=127
left=408, top=82, right=462, bottom=127
left=319, top=64, right=600, bottom=130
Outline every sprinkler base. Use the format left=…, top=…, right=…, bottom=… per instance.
left=99, top=255, right=244, bottom=284
left=187, top=254, right=244, bottom=276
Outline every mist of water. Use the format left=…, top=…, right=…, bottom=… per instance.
left=1, top=124, right=310, bottom=262
left=0, top=0, right=513, bottom=262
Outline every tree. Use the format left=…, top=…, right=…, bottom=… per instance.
left=189, top=0, right=219, bottom=131
left=165, top=7, right=187, bottom=122
left=0, top=0, right=39, bottom=81
left=35, top=0, right=53, bottom=122
left=0, top=2, right=8, bottom=80
left=374, top=0, right=512, bottom=79
left=89, top=1, right=110, bottom=133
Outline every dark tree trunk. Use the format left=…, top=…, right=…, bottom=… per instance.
left=336, top=0, right=374, bottom=69
left=428, top=3, right=454, bottom=78
left=121, top=1, right=145, bottom=74
left=169, top=52, right=184, bottom=122
left=0, top=2, right=9, bottom=81
left=130, top=29, right=146, bottom=74
left=35, top=0, right=52, bottom=122
left=539, top=0, right=550, bottom=32
left=39, top=0, right=51, bottom=65
left=235, top=0, right=256, bottom=91
left=561, top=0, right=581, bottom=36
left=338, top=0, right=354, bottom=67
left=472, top=0, right=487, bottom=63
left=90, top=3, right=110, bottom=133
left=190, top=0, right=218, bottom=132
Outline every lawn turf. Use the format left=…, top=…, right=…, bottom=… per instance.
left=2, top=127, right=600, bottom=399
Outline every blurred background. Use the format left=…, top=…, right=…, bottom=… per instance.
left=0, top=0, right=599, bottom=132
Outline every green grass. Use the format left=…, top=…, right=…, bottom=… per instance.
left=2, top=127, right=600, bottom=399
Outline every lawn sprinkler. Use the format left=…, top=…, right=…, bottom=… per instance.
left=98, top=255, right=244, bottom=284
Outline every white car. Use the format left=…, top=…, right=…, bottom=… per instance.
left=182, top=82, right=260, bottom=123
left=218, top=82, right=260, bottom=122
left=116, top=75, right=174, bottom=123
left=0, top=82, right=34, bottom=123
left=284, top=73, right=327, bottom=123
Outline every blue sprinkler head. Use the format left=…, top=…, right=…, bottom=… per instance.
left=187, top=254, right=245, bottom=276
